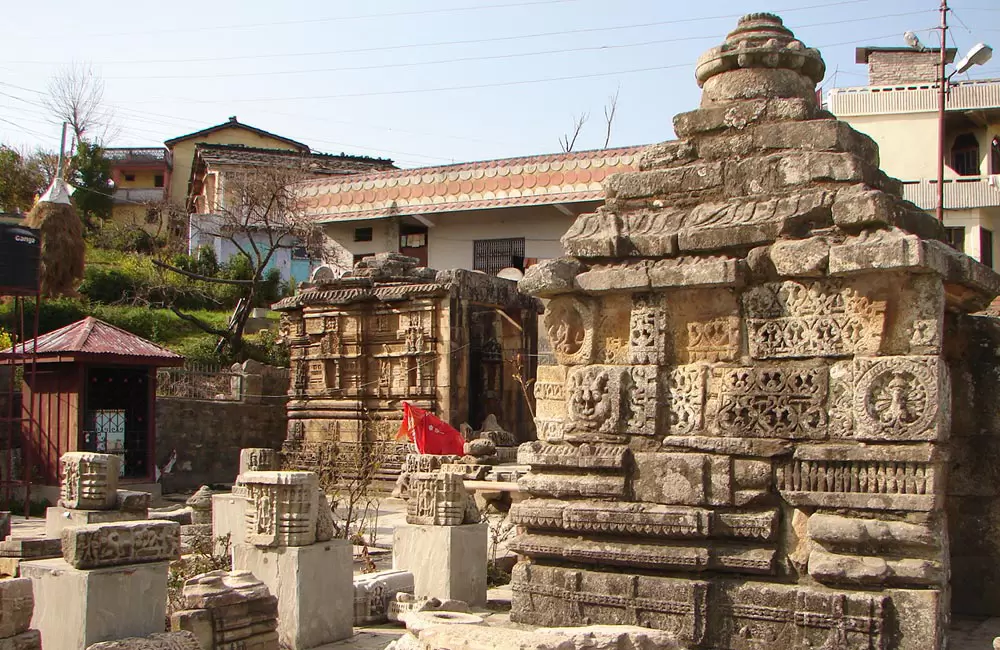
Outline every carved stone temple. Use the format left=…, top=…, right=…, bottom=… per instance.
left=512, top=13, right=1000, bottom=650
left=273, top=253, right=539, bottom=478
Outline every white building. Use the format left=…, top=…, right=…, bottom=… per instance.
left=829, top=46, right=1000, bottom=267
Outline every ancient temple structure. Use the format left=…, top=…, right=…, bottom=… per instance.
left=512, top=13, right=1000, bottom=650
left=273, top=253, right=538, bottom=479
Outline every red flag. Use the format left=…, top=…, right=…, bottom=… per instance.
left=396, top=402, right=465, bottom=456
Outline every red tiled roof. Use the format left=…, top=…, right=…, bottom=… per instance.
left=3, top=317, right=184, bottom=365
left=293, top=146, right=644, bottom=223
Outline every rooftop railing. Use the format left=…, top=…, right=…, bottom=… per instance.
left=901, top=176, right=1000, bottom=211
left=829, top=78, right=1000, bottom=116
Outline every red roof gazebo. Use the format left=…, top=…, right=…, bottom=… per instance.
left=2, top=317, right=183, bottom=485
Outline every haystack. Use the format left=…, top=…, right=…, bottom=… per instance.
left=25, top=179, right=85, bottom=297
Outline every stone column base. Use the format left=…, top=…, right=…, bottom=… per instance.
left=43, top=507, right=140, bottom=539
left=20, top=558, right=169, bottom=650
left=232, top=541, right=352, bottom=649
left=392, top=523, right=488, bottom=606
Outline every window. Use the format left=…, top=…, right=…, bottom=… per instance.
left=981, top=228, right=994, bottom=269
left=124, top=173, right=135, bottom=182
left=992, top=136, right=1000, bottom=175
left=291, top=245, right=309, bottom=260
left=473, top=237, right=526, bottom=276
left=154, top=174, right=164, bottom=188
left=951, top=133, right=980, bottom=177
left=945, top=227, right=965, bottom=253
left=354, top=227, right=373, bottom=242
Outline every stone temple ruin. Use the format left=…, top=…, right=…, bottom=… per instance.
left=514, top=12, right=1000, bottom=650
left=273, top=252, right=539, bottom=481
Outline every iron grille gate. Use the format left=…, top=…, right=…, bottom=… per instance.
left=473, top=237, right=525, bottom=276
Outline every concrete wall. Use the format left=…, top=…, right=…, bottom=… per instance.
left=840, top=113, right=940, bottom=181
left=155, top=396, right=286, bottom=493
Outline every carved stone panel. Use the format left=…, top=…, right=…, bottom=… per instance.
left=852, top=356, right=946, bottom=442
left=238, top=448, right=279, bottom=475
left=405, top=472, right=477, bottom=526
left=632, top=452, right=770, bottom=507
left=242, top=471, right=319, bottom=547
left=628, top=294, right=669, bottom=365
left=743, top=280, right=885, bottom=359
left=59, top=452, right=120, bottom=510
left=62, top=520, right=181, bottom=569
left=517, top=441, right=628, bottom=469
left=686, top=316, right=741, bottom=363
left=566, top=366, right=625, bottom=436
left=544, top=297, right=597, bottom=365
left=624, top=365, right=660, bottom=437
left=710, top=366, right=828, bottom=439
left=664, top=365, right=707, bottom=437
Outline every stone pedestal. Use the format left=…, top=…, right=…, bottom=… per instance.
left=20, top=558, right=169, bottom=650
left=211, top=493, right=247, bottom=556
left=44, top=506, right=139, bottom=538
left=393, top=523, right=487, bottom=606
left=232, top=541, right=352, bottom=649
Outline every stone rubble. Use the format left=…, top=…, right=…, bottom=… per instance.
left=85, top=631, right=201, bottom=650
left=171, top=570, right=279, bottom=650
left=0, top=578, right=41, bottom=650
left=354, top=569, right=415, bottom=625
left=513, top=12, right=1000, bottom=650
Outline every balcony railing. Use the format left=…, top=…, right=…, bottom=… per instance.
left=112, top=188, right=165, bottom=205
left=103, top=147, right=171, bottom=164
left=901, top=176, right=1000, bottom=211
left=829, top=78, right=1000, bottom=117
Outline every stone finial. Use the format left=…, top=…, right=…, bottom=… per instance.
left=695, top=12, right=824, bottom=104
left=186, top=486, right=213, bottom=525
left=238, top=448, right=279, bottom=475
left=59, top=452, right=120, bottom=510
left=242, top=471, right=320, bottom=547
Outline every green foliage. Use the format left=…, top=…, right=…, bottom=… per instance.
left=0, top=145, right=49, bottom=212
left=246, top=327, right=289, bottom=367
left=89, top=222, right=161, bottom=254
left=70, top=141, right=112, bottom=226
left=0, top=326, right=11, bottom=351
left=196, top=246, right=219, bottom=277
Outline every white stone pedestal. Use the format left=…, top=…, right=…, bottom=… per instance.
left=44, top=506, right=140, bottom=538
left=211, top=493, right=247, bottom=556
left=232, top=540, right=352, bottom=649
left=20, top=558, right=169, bottom=650
left=393, top=523, right=488, bottom=606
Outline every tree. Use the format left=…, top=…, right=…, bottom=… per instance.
left=559, top=112, right=588, bottom=153
left=44, top=63, right=117, bottom=145
left=0, top=146, right=49, bottom=212
left=603, top=86, right=620, bottom=148
left=154, top=163, right=324, bottom=359
left=70, top=141, right=113, bottom=227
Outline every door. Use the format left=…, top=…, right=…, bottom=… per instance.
left=399, top=224, right=428, bottom=267
left=82, top=366, right=150, bottom=479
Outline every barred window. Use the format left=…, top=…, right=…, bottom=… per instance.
left=473, top=237, right=525, bottom=276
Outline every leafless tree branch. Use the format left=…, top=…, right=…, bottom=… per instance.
left=559, top=112, right=588, bottom=153
left=44, top=63, right=118, bottom=144
left=603, top=86, right=620, bottom=148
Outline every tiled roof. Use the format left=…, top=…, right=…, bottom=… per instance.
left=3, top=317, right=184, bottom=365
left=293, top=146, right=643, bottom=223
left=164, top=117, right=310, bottom=151
left=272, top=283, right=449, bottom=310
left=195, top=144, right=394, bottom=175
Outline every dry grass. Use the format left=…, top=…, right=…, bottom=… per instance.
left=25, top=201, right=85, bottom=297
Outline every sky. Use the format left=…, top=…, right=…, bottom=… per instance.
left=1, top=0, right=998, bottom=169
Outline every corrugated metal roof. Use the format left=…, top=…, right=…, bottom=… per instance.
left=3, top=317, right=184, bottom=364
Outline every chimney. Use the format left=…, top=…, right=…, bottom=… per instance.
left=856, top=46, right=956, bottom=86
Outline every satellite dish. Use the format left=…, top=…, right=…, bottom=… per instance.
left=497, top=267, right=524, bottom=281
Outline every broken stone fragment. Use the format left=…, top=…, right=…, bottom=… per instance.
left=770, top=236, right=830, bottom=277
left=517, top=257, right=580, bottom=297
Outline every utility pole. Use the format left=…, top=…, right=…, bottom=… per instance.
left=936, top=0, right=948, bottom=222
left=54, top=121, right=68, bottom=181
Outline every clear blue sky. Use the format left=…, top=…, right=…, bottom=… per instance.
left=1, top=0, right=998, bottom=168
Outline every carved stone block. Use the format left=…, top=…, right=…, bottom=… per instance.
left=405, top=472, right=478, bottom=526
left=544, top=297, right=596, bottom=365
left=628, top=294, right=669, bottom=365
left=0, top=630, right=41, bottom=650
left=0, top=577, right=33, bottom=639
left=685, top=316, right=741, bottom=363
left=62, top=521, right=181, bottom=569
left=172, top=570, right=279, bottom=650
left=624, top=365, right=660, bottom=437
left=242, top=471, right=319, bottom=548
left=518, top=473, right=626, bottom=499
left=59, top=452, right=120, bottom=510
left=510, top=563, right=708, bottom=644
left=566, top=365, right=625, bottom=435
left=664, top=365, right=707, bottom=436
left=743, top=279, right=885, bottom=359
left=239, top=448, right=279, bottom=475
left=851, top=356, right=947, bottom=442
left=632, top=453, right=770, bottom=507
left=710, top=365, right=828, bottom=439
left=353, top=569, right=414, bottom=625
left=86, top=632, right=201, bottom=650
left=517, top=441, right=627, bottom=469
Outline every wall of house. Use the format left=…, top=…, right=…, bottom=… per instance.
left=167, top=128, right=303, bottom=207
left=321, top=204, right=585, bottom=274
left=841, top=112, right=940, bottom=180
left=866, top=50, right=942, bottom=85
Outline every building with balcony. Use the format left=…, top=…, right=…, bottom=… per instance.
left=103, top=147, right=171, bottom=232
left=829, top=46, right=1000, bottom=267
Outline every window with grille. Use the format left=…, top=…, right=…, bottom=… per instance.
left=951, top=133, right=980, bottom=177
left=473, top=237, right=525, bottom=276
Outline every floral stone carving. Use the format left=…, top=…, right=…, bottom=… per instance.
left=62, top=520, right=181, bottom=569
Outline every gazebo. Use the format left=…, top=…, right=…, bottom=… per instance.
left=1, top=317, right=183, bottom=490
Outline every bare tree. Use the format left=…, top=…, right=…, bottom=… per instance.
left=603, top=86, right=620, bottom=148
left=44, top=63, right=118, bottom=145
left=154, top=163, right=323, bottom=358
left=559, top=112, right=588, bottom=153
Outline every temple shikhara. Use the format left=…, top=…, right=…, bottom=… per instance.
left=512, top=13, right=1000, bottom=650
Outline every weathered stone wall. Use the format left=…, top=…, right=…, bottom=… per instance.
left=512, top=13, right=1000, bottom=650
left=867, top=50, right=942, bottom=86
left=156, top=397, right=286, bottom=493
